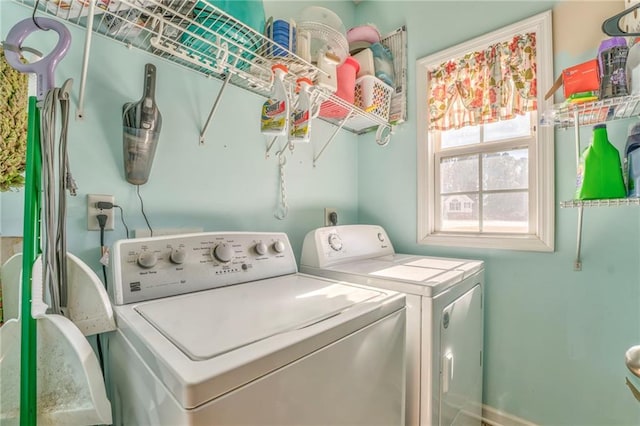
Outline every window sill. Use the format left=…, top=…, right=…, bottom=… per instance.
left=418, top=232, right=554, bottom=252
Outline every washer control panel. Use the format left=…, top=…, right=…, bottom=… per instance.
left=111, top=232, right=296, bottom=305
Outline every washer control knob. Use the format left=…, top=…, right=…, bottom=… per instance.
left=272, top=240, right=286, bottom=253
left=254, top=242, right=268, bottom=256
left=170, top=248, right=187, bottom=264
left=328, top=233, right=343, bottom=251
left=212, top=243, right=233, bottom=263
left=137, top=251, right=158, bottom=268
left=377, top=232, right=385, bottom=242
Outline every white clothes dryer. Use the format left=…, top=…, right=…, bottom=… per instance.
left=301, top=225, right=484, bottom=426
left=104, top=231, right=406, bottom=425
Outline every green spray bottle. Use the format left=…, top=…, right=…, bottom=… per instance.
left=575, top=123, right=626, bottom=199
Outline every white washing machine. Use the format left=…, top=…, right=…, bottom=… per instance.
left=104, top=231, right=406, bottom=425
left=301, top=225, right=484, bottom=426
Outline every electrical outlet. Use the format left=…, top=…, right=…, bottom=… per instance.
left=324, top=208, right=338, bottom=227
left=87, top=194, right=115, bottom=231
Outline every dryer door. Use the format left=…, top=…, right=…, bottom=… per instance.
left=439, top=284, right=483, bottom=426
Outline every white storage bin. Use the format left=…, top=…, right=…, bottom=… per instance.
left=354, top=75, right=393, bottom=121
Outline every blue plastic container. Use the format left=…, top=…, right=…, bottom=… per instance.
left=182, top=1, right=265, bottom=70
left=624, top=122, right=640, bottom=197
left=369, top=42, right=395, bottom=88
left=193, top=1, right=265, bottom=33
left=266, top=18, right=296, bottom=57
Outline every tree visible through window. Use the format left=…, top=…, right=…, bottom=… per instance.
left=416, top=12, right=554, bottom=252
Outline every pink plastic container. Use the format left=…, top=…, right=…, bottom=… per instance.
left=320, top=56, right=360, bottom=118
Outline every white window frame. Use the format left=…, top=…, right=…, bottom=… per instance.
left=416, top=10, right=555, bottom=252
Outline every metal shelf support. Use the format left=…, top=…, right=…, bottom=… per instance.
left=199, top=72, right=232, bottom=145
left=75, top=0, right=96, bottom=120
left=313, top=111, right=353, bottom=167
left=575, top=206, right=583, bottom=271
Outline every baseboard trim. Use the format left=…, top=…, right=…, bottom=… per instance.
left=481, top=404, right=539, bottom=426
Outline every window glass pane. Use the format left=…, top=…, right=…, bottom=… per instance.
left=440, top=155, right=479, bottom=194
left=483, top=149, right=529, bottom=191
left=440, top=125, right=481, bottom=149
left=482, top=192, right=528, bottom=233
left=484, top=112, right=531, bottom=142
left=441, top=194, right=479, bottom=232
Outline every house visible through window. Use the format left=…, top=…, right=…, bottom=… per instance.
left=416, top=11, right=554, bottom=252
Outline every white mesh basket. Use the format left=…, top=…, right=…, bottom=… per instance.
left=354, top=75, right=393, bottom=121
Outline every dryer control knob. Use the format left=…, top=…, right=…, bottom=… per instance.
left=137, top=251, right=158, bottom=268
left=212, top=243, right=233, bottom=263
left=170, top=248, right=187, bottom=264
left=272, top=240, right=286, bottom=253
left=377, top=232, right=385, bottom=242
left=254, top=242, right=268, bottom=256
left=328, top=233, right=343, bottom=251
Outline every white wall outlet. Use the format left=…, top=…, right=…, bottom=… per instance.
left=324, top=208, right=338, bottom=227
left=87, top=194, right=115, bottom=231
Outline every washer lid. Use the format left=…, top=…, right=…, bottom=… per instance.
left=135, top=275, right=383, bottom=361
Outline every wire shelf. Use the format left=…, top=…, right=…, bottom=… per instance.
left=560, top=198, right=640, bottom=208
left=14, top=0, right=391, bottom=135
left=540, top=93, right=640, bottom=128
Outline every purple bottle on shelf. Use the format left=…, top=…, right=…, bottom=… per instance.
left=598, top=37, right=629, bottom=99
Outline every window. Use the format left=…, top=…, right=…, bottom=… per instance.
left=416, top=11, right=554, bottom=251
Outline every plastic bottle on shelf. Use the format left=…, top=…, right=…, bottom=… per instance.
left=575, top=124, right=626, bottom=200
left=290, top=77, right=314, bottom=143
left=261, top=64, right=289, bottom=136
left=626, top=37, right=640, bottom=95
left=598, top=37, right=629, bottom=99
left=624, top=122, right=640, bottom=197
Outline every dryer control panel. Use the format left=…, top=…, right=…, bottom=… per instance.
left=300, top=225, right=395, bottom=268
left=110, top=232, right=297, bottom=305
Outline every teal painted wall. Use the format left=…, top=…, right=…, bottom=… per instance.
left=3, top=0, right=640, bottom=424
left=356, top=1, right=640, bottom=425
left=0, top=0, right=358, bottom=267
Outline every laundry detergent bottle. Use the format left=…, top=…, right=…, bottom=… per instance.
left=575, top=124, right=626, bottom=200
left=290, top=77, right=313, bottom=143
left=261, top=63, right=289, bottom=135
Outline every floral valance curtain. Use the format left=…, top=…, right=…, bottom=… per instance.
left=428, top=32, right=537, bottom=131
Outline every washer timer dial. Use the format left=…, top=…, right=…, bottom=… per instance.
left=212, top=243, right=234, bottom=263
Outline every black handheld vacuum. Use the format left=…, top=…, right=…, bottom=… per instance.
left=123, top=63, right=162, bottom=185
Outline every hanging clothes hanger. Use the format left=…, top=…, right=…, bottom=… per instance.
left=602, top=3, right=640, bottom=37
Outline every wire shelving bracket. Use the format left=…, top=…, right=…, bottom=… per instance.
left=543, top=95, right=640, bottom=270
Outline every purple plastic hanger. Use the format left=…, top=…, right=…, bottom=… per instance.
left=4, top=17, right=71, bottom=101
